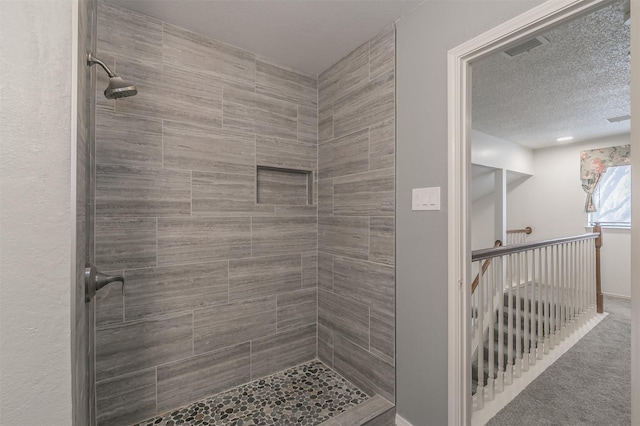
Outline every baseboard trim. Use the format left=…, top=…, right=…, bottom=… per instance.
left=395, top=413, right=414, bottom=426
left=471, top=310, right=608, bottom=426
left=603, top=291, right=631, bottom=300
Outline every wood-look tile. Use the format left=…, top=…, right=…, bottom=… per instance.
left=192, top=171, right=274, bottom=217
left=95, top=110, right=162, bottom=168
left=277, top=288, right=317, bottom=332
left=95, top=218, right=156, bottom=270
left=252, top=217, right=317, bottom=257
left=363, top=406, right=396, bottom=426
left=96, top=273, right=124, bottom=327
left=317, top=322, right=334, bottom=367
left=318, top=216, right=369, bottom=260
left=256, top=168, right=308, bottom=206
left=333, top=334, right=395, bottom=402
left=125, top=262, right=228, bottom=321
left=111, top=58, right=165, bottom=120
left=318, top=178, right=334, bottom=217
left=163, top=120, right=255, bottom=174
left=193, top=295, right=276, bottom=355
left=156, top=343, right=250, bottom=413
left=161, top=63, right=223, bottom=128
left=319, top=42, right=369, bottom=108
left=369, top=119, right=395, bottom=171
left=256, top=59, right=317, bottom=108
left=333, top=257, right=394, bottom=316
left=318, top=103, right=334, bottom=144
left=157, top=217, right=251, bottom=266
left=76, top=134, right=87, bottom=219
left=229, top=254, right=302, bottom=302
left=253, top=93, right=298, bottom=141
left=318, top=290, right=369, bottom=349
left=312, top=178, right=319, bottom=206
left=95, top=165, right=191, bottom=217
left=333, top=168, right=394, bottom=216
left=298, top=105, right=318, bottom=145
left=320, top=395, right=395, bottom=426
left=318, top=252, right=333, bottom=291
left=302, top=253, right=318, bottom=288
left=333, top=71, right=394, bottom=139
left=275, top=205, right=317, bottom=217
left=250, top=324, right=316, bottom=379
left=97, top=3, right=162, bottom=66
left=256, top=135, right=317, bottom=172
left=96, top=368, right=156, bottom=426
left=369, top=24, right=395, bottom=80
left=96, top=312, right=193, bottom=381
left=318, top=128, right=369, bottom=180
left=163, top=23, right=255, bottom=87
left=222, top=86, right=255, bottom=134
left=370, top=217, right=394, bottom=266
left=370, top=310, right=395, bottom=365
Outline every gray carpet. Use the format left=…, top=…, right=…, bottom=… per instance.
left=486, top=296, right=631, bottom=426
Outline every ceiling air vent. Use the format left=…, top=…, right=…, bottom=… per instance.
left=606, top=114, right=631, bottom=123
left=503, top=36, right=549, bottom=58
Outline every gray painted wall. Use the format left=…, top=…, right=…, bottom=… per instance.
left=395, top=1, right=543, bottom=423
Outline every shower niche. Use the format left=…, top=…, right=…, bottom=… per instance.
left=256, top=165, right=313, bottom=205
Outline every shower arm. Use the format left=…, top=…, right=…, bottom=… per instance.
left=87, top=52, right=116, bottom=78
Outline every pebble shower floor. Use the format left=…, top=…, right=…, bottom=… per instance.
left=133, top=361, right=369, bottom=426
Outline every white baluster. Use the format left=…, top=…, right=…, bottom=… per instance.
left=506, top=254, right=513, bottom=385
left=544, top=247, right=550, bottom=355
left=515, top=251, right=522, bottom=378
left=549, top=246, right=558, bottom=350
left=560, top=243, right=566, bottom=339
left=477, top=259, right=485, bottom=409
left=537, top=248, right=543, bottom=360
left=486, top=261, right=495, bottom=401
left=523, top=249, right=530, bottom=371
left=497, top=256, right=505, bottom=392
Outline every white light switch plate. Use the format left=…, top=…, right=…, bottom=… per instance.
left=412, top=187, right=440, bottom=210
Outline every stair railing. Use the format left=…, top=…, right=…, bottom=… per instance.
left=470, top=225, right=602, bottom=411
left=506, top=226, right=532, bottom=245
left=471, top=240, right=502, bottom=294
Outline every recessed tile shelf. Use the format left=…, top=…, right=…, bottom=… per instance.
left=256, top=165, right=313, bottom=205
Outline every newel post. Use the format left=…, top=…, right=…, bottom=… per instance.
left=594, top=223, right=603, bottom=313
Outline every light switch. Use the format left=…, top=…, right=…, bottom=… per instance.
left=412, top=187, right=440, bottom=211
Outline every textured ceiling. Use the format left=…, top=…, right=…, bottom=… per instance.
left=472, top=0, right=631, bottom=149
left=104, top=0, right=422, bottom=75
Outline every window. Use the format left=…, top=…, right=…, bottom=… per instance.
left=588, top=165, right=631, bottom=227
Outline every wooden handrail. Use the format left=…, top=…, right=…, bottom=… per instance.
left=506, top=226, right=532, bottom=235
left=471, top=240, right=502, bottom=293
left=472, top=232, right=599, bottom=262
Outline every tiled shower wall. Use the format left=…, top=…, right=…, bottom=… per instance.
left=74, top=0, right=96, bottom=424
left=93, top=3, right=395, bottom=424
left=317, top=25, right=396, bottom=403
left=93, top=4, right=318, bottom=425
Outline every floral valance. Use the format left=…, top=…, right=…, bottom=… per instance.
left=580, top=145, right=631, bottom=212
left=580, top=145, right=631, bottom=180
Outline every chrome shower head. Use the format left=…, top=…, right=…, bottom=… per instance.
left=104, top=76, right=138, bottom=99
left=87, top=52, right=137, bottom=99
